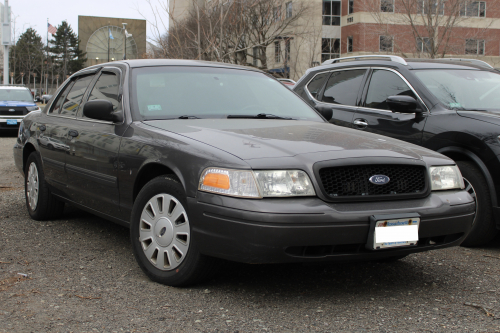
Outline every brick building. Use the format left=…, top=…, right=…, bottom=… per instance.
left=169, top=0, right=500, bottom=79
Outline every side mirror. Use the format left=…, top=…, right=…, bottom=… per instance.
left=386, top=96, right=421, bottom=114
left=83, top=99, right=123, bottom=123
left=314, top=104, right=333, bottom=121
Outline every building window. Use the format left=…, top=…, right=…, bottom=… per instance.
left=322, top=0, right=341, bottom=25
left=460, top=1, right=486, bottom=17
left=348, top=0, right=354, bottom=14
left=379, top=36, right=393, bottom=52
left=416, top=37, right=432, bottom=53
left=285, top=39, right=291, bottom=62
left=321, top=38, right=340, bottom=63
left=420, top=0, right=444, bottom=15
left=275, top=41, right=281, bottom=62
left=253, top=47, right=259, bottom=66
left=286, top=2, right=293, bottom=18
left=465, top=39, right=485, bottom=55
left=347, top=36, right=353, bottom=53
left=381, top=0, right=394, bottom=12
left=273, top=5, right=282, bottom=22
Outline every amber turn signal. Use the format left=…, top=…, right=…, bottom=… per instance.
left=202, top=173, right=230, bottom=190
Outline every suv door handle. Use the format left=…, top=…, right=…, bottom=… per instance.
left=353, top=119, right=368, bottom=128
left=68, top=129, right=79, bottom=138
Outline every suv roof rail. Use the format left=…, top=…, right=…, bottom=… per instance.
left=322, top=55, right=408, bottom=66
left=435, top=58, right=493, bottom=69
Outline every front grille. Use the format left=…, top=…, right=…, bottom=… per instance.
left=0, top=107, right=26, bottom=116
left=318, top=164, right=427, bottom=199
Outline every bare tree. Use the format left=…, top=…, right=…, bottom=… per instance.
left=138, top=0, right=313, bottom=71
left=364, top=0, right=498, bottom=58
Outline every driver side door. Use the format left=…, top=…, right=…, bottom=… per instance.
left=353, top=68, right=428, bottom=145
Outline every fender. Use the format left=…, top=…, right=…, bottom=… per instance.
left=438, top=146, right=500, bottom=227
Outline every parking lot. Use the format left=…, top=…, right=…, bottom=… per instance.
left=0, top=134, right=499, bottom=332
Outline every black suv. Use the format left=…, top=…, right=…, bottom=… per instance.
left=294, top=55, right=500, bottom=247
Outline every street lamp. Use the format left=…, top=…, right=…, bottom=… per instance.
left=96, top=57, right=99, bottom=65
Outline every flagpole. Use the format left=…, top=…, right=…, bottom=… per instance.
left=108, top=25, right=110, bottom=62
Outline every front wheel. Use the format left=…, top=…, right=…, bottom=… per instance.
left=130, top=176, right=220, bottom=287
left=457, top=161, right=497, bottom=247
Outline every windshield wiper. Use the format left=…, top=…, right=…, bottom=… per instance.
left=227, top=113, right=296, bottom=120
left=178, top=115, right=201, bottom=119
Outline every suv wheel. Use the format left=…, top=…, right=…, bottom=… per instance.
left=25, top=152, right=65, bottom=220
left=130, top=176, right=220, bottom=287
left=457, top=161, right=498, bottom=247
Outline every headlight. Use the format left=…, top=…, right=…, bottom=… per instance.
left=429, top=165, right=464, bottom=190
left=26, top=106, right=41, bottom=112
left=198, top=168, right=315, bottom=198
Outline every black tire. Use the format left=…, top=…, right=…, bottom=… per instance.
left=130, top=176, right=221, bottom=287
left=457, top=161, right=497, bottom=247
left=25, top=152, right=65, bottom=221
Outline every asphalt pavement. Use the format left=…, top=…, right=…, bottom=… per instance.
left=1, top=134, right=500, bottom=332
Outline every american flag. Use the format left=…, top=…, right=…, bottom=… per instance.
left=48, top=23, right=57, bottom=35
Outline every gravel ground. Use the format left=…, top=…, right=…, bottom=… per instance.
left=1, top=134, right=500, bottom=332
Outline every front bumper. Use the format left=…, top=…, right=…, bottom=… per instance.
left=188, top=190, right=475, bottom=263
left=0, top=116, right=24, bottom=130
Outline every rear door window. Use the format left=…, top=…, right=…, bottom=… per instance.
left=364, top=69, right=416, bottom=110
left=306, top=72, right=329, bottom=99
left=49, top=82, right=74, bottom=115
left=321, top=69, right=366, bottom=106
left=59, top=75, right=94, bottom=117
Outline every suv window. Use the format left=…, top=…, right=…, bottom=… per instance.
left=87, top=72, right=121, bottom=113
left=306, top=72, right=329, bottom=99
left=59, top=75, right=94, bottom=117
left=365, top=69, right=416, bottom=110
left=321, top=69, right=366, bottom=106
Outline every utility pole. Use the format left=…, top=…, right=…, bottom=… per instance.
left=2, top=0, right=12, bottom=85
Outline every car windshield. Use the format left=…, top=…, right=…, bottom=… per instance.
left=413, top=69, right=500, bottom=111
left=131, top=66, right=323, bottom=121
left=0, top=89, right=33, bottom=102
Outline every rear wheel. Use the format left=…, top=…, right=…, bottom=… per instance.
left=25, top=152, right=65, bottom=220
left=130, top=176, right=220, bottom=287
left=457, top=161, right=497, bottom=247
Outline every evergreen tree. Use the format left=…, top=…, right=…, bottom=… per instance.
left=14, top=28, right=44, bottom=87
left=49, top=21, right=86, bottom=77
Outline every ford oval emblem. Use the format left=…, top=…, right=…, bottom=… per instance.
left=369, top=175, right=390, bottom=185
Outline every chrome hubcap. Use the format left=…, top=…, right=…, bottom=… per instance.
left=27, top=162, right=39, bottom=211
left=139, top=193, right=190, bottom=271
left=463, top=177, right=477, bottom=225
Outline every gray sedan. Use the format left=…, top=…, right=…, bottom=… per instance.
left=13, top=60, right=475, bottom=286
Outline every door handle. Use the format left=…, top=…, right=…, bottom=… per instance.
left=68, top=129, right=79, bottom=138
left=353, top=119, right=368, bottom=128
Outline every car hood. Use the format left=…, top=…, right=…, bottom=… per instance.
left=144, top=119, right=445, bottom=162
left=0, top=101, right=36, bottom=107
left=458, top=110, right=500, bottom=125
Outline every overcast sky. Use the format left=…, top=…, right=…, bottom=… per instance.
left=10, top=0, right=166, bottom=42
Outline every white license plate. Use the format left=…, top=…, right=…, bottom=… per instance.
left=6, top=119, right=17, bottom=125
left=373, top=217, right=420, bottom=249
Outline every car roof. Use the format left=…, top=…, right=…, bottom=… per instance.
left=0, top=85, right=29, bottom=90
left=83, top=59, right=264, bottom=73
